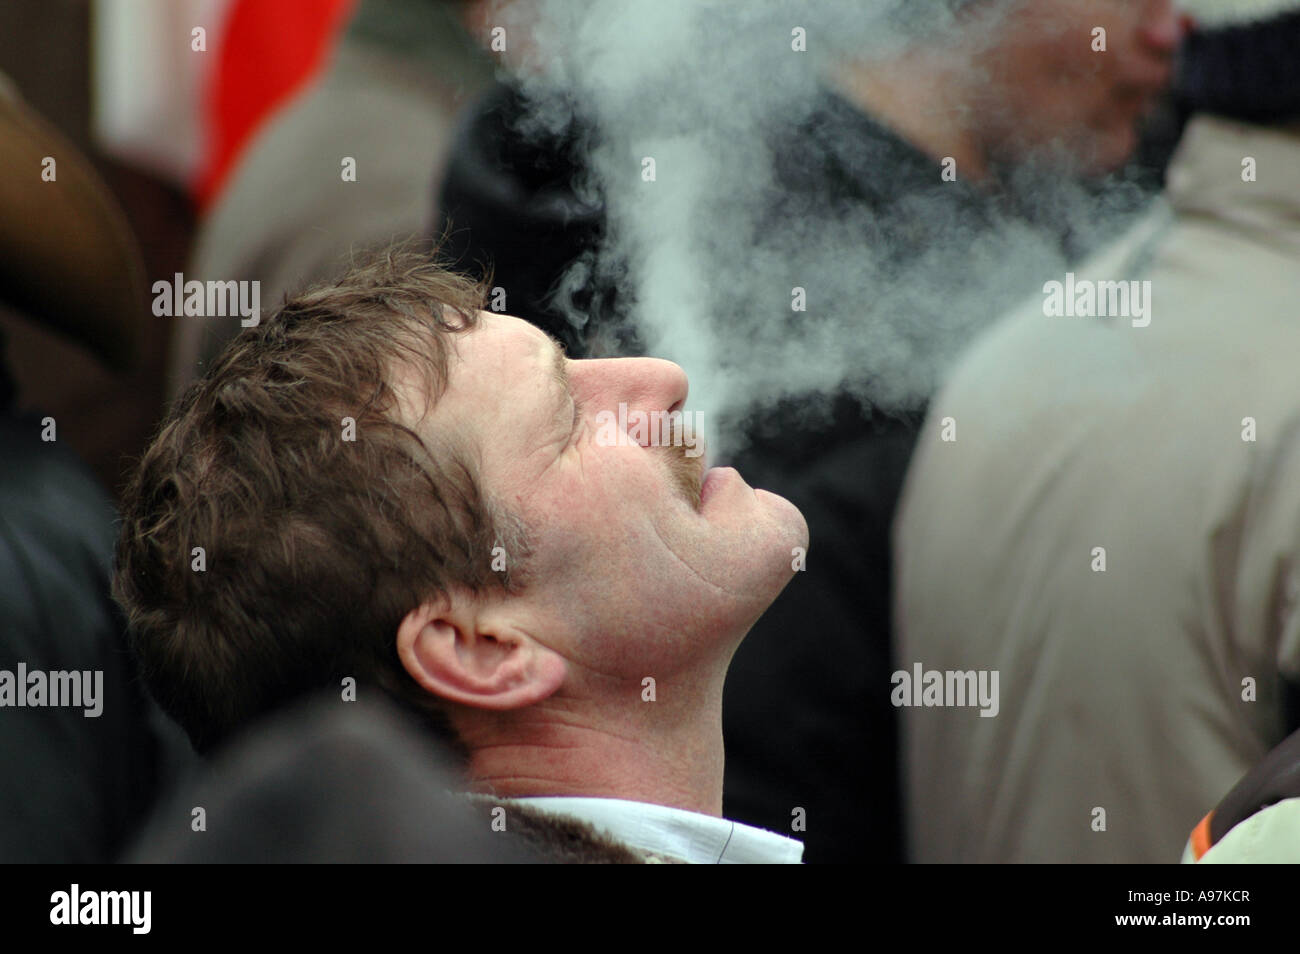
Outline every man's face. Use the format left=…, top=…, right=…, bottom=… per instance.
left=413, top=312, right=808, bottom=681
left=978, top=0, right=1184, bottom=174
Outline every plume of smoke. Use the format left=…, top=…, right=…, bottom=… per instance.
left=488, top=0, right=1154, bottom=456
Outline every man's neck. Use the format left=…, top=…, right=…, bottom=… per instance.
left=454, top=671, right=728, bottom=816
left=832, top=52, right=992, bottom=185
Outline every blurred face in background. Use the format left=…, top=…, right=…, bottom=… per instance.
left=976, top=0, right=1186, bottom=173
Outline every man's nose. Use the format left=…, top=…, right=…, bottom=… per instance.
left=576, top=356, right=690, bottom=421
left=1142, top=2, right=1189, bottom=54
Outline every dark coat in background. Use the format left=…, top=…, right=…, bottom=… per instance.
left=0, top=376, right=190, bottom=862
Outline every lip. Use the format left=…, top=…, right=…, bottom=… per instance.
left=700, top=466, right=737, bottom=508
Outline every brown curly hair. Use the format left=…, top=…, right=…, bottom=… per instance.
left=113, top=243, right=530, bottom=759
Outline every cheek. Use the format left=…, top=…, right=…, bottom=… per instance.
left=532, top=471, right=662, bottom=589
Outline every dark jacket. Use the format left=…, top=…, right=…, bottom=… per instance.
left=126, top=692, right=680, bottom=863
left=0, top=357, right=190, bottom=862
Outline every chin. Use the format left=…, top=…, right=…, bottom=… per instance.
left=1078, top=122, right=1140, bottom=176
left=746, top=490, right=810, bottom=608
left=755, top=487, right=809, bottom=552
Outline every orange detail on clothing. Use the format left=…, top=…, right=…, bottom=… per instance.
left=1190, top=810, right=1214, bottom=861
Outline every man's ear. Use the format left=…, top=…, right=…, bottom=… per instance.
left=395, top=593, right=566, bottom=710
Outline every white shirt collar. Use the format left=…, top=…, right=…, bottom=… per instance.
left=510, top=796, right=804, bottom=864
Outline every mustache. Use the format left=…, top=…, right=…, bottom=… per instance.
left=661, top=418, right=705, bottom=510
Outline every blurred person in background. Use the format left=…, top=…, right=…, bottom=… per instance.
left=0, top=74, right=191, bottom=863
left=168, top=0, right=499, bottom=402
left=895, top=0, right=1300, bottom=863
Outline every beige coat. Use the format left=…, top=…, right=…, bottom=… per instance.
left=894, top=115, right=1300, bottom=862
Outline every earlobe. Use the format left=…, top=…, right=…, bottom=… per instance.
left=396, top=599, right=566, bottom=710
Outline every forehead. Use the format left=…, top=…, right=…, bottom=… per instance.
left=390, top=312, right=565, bottom=483
left=458, top=310, right=556, bottom=365
left=388, top=311, right=551, bottom=412
left=449, top=313, right=565, bottom=418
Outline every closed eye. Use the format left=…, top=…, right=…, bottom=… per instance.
left=546, top=336, right=584, bottom=445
